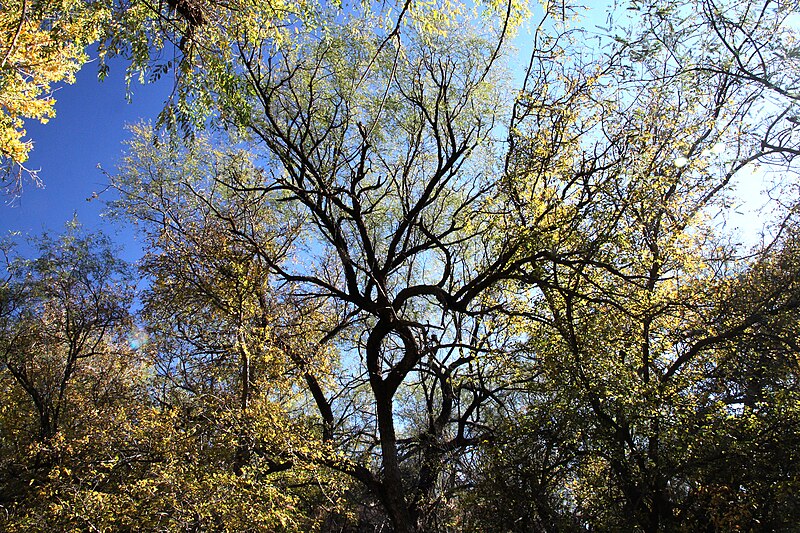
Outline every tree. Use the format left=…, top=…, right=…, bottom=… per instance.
left=112, top=0, right=532, bottom=529
left=464, top=0, right=800, bottom=530
left=0, top=221, right=143, bottom=519
left=0, top=0, right=323, bottom=194
left=0, top=0, right=109, bottom=192
left=0, top=0, right=793, bottom=531
left=0, top=220, right=135, bottom=443
left=108, top=0, right=800, bottom=531
left=110, top=130, right=355, bottom=529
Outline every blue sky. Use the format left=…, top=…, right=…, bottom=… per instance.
left=0, top=54, right=172, bottom=262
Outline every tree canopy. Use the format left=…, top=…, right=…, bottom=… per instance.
left=2, top=0, right=800, bottom=531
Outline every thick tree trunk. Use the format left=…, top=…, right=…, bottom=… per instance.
left=38, top=411, right=54, bottom=442
left=374, top=386, right=415, bottom=533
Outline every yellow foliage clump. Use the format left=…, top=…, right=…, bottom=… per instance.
left=0, top=0, right=108, bottom=184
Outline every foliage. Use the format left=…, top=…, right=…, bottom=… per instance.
left=0, top=221, right=139, bottom=516
left=462, top=1, right=800, bottom=530
left=0, top=0, right=109, bottom=192
left=3, top=0, right=800, bottom=532
left=0, top=0, right=326, bottom=193
left=109, top=0, right=546, bottom=527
